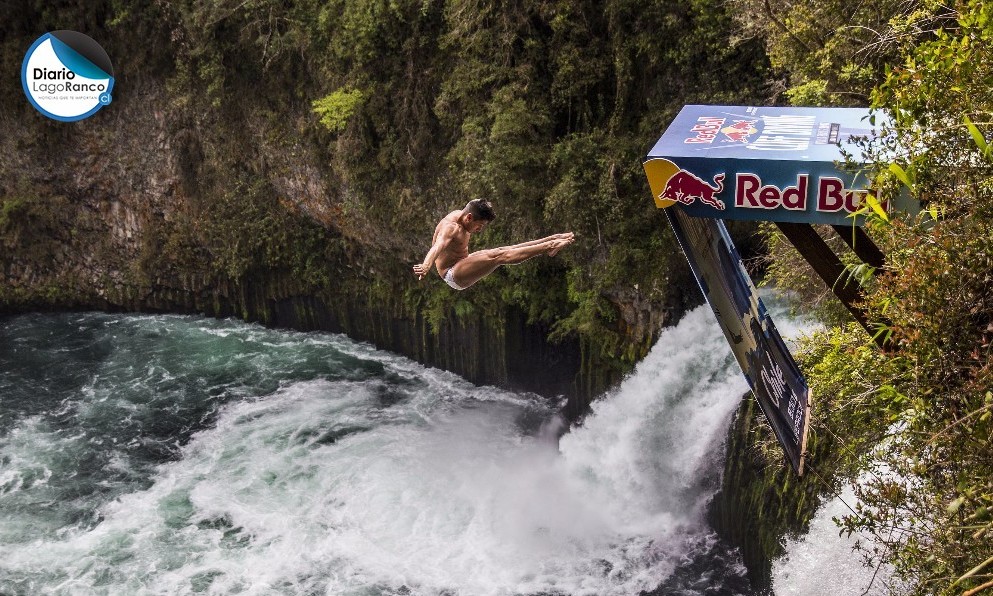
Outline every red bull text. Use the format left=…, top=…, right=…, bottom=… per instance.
left=654, top=170, right=876, bottom=216
left=684, top=117, right=725, bottom=144
left=734, top=173, right=880, bottom=214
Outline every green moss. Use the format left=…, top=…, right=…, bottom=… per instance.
left=0, top=198, right=27, bottom=229
left=312, top=88, right=366, bottom=133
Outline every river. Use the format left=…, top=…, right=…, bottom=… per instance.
left=0, top=302, right=876, bottom=595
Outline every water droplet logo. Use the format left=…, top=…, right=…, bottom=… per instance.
left=21, top=30, right=115, bottom=122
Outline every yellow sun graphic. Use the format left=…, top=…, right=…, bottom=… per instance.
left=643, top=158, right=680, bottom=209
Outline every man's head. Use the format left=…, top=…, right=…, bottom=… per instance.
left=461, top=199, right=495, bottom=233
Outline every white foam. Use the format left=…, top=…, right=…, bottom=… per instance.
left=0, top=304, right=772, bottom=595
left=559, top=306, right=748, bottom=529
left=772, top=484, right=897, bottom=595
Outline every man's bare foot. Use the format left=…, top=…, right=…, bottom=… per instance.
left=547, top=235, right=574, bottom=257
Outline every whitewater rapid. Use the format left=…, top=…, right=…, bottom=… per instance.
left=0, top=299, right=859, bottom=595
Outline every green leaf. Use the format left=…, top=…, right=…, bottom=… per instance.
left=948, top=496, right=965, bottom=514
left=964, top=114, right=992, bottom=160
left=888, top=162, right=914, bottom=191
left=871, top=323, right=894, bottom=346
left=312, top=88, right=366, bottom=133
left=864, top=193, right=890, bottom=223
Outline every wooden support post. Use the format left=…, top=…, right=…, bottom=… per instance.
left=775, top=222, right=887, bottom=348
left=830, top=224, right=886, bottom=270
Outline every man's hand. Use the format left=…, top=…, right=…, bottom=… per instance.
left=412, top=264, right=429, bottom=280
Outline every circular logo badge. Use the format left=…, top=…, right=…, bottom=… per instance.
left=21, top=30, right=115, bottom=122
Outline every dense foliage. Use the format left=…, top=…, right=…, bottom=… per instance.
left=749, top=1, right=993, bottom=593
left=289, top=0, right=773, bottom=373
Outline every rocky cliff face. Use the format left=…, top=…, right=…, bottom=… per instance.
left=710, top=395, right=825, bottom=590
left=0, top=75, right=620, bottom=408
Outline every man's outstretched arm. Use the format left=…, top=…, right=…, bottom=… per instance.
left=412, top=223, right=457, bottom=280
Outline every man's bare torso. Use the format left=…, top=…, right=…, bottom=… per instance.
left=432, top=210, right=470, bottom=277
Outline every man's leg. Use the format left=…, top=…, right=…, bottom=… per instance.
left=505, top=232, right=574, bottom=250
left=450, top=236, right=572, bottom=289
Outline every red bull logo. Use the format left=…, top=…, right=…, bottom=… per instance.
left=720, top=120, right=758, bottom=143
left=659, top=171, right=726, bottom=210
left=645, top=105, right=917, bottom=227
left=684, top=116, right=758, bottom=144
left=644, top=158, right=884, bottom=217
left=644, top=159, right=724, bottom=211
left=643, top=158, right=727, bottom=210
left=684, top=117, right=726, bottom=144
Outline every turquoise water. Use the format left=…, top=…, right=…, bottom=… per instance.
left=0, top=308, right=756, bottom=595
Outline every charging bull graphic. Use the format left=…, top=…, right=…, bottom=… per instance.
left=643, top=157, right=728, bottom=211
left=659, top=171, right=726, bottom=210
left=721, top=119, right=758, bottom=143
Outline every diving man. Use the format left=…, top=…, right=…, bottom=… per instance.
left=413, top=199, right=574, bottom=290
